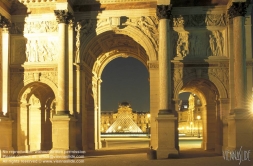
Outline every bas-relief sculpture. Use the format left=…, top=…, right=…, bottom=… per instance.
left=24, top=20, right=58, bottom=33
left=173, top=30, right=225, bottom=58
left=0, top=0, right=252, bottom=160
left=25, top=39, right=58, bottom=62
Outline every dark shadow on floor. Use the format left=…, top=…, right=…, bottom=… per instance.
left=179, top=148, right=220, bottom=159
left=85, top=148, right=149, bottom=157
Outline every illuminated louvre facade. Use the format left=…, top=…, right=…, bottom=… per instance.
left=101, top=102, right=150, bottom=133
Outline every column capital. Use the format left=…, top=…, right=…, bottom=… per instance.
left=228, top=2, right=248, bottom=19
left=54, top=10, right=74, bottom=24
left=0, top=14, right=11, bottom=29
left=156, top=4, right=172, bottom=20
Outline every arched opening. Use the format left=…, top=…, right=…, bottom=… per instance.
left=17, top=82, right=55, bottom=152
left=100, top=57, right=150, bottom=149
left=80, top=26, right=157, bottom=150
left=178, top=92, right=203, bottom=149
left=177, top=78, right=221, bottom=152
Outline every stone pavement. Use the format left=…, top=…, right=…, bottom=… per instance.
left=1, top=148, right=252, bottom=166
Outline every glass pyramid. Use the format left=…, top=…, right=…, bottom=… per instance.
left=106, top=112, right=143, bottom=133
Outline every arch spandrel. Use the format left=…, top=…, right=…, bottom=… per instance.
left=77, top=16, right=158, bottom=67
left=174, top=72, right=228, bottom=101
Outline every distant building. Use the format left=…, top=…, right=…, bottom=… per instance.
left=101, top=102, right=150, bottom=133
left=178, top=94, right=203, bottom=136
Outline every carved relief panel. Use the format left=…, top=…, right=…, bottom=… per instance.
left=25, top=38, right=58, bottom=63
left=173, top=30, right=226, bottom=58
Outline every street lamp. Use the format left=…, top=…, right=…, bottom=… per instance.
left=197, top=115, right=201, bottom=138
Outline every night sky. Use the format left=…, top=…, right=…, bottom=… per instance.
left=101, top=57, right=149, bottom=112
left=101, top=57, right=191, bottom=112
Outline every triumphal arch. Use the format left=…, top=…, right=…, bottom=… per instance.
left=0, top=0, right=252, bottom=159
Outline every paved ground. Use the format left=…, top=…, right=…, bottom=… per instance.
left=1, top=138, right=252, bottom=166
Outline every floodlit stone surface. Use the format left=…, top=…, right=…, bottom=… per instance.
left=0, top=0, right=252, bottom=162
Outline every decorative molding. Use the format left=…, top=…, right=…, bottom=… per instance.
left=24, top=20, right=58, bottom=34
left=228, top=2, right=248, bottom=19
left=25, top=39, right=58, bottom=63
left=54, top=10, right=74, bottom=24
left=173, top=14, right=227, bottom=27
left=19, top=0, right=57, bottom=4
left=0, top=14, right=11, bottom=28
left=156, top=5, right=172, bottom=20
left=79, top=0, right=153, bottom=4
left=148, top=62, right=159, bottom=69
left=173, top=30, right=225, bottom=58
left=124, top=16, right=158, bottom=51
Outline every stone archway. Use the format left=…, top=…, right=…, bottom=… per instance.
left=77, top=16, right=159, bottom=150
left=16, top=82, right=55, bottom=152
left=174, top=75, right=228, bottom=154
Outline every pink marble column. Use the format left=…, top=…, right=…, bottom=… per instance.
left=54, top=10, right=73, bottom=115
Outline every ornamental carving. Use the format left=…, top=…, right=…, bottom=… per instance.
left=208, top=67, right=229, bottom=87
left=175, top=32, right=189, bottom=57
left=207, top=31, right=224, bottom=57
left=173, top=30, right=225, bottom=58
left=25, top=39, right=58, bottom=63
left=75, top=19, right=94, bottom=62
left=24, top=20, right=58, bottom=34
left=54, top=10, right=74, bottom=24
left=156, top=5, right=172, bottom=20
left=228, top=2, right=247, bottom=19
left=23, top=71, right=58, bottom=86
left=173, top=14, right=227, bottom=27
left=148, top=62, right=159, bottom=69
left=126, top=16, right=159, bottom=51
left=0, top=14, right=11, bottom=28
left=40, top=72, right=58, bottom=85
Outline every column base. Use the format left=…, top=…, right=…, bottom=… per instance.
left=227, top=108, right=252, bottom=156
left=0, top=117, right=14, bottom=158
left=156, top=113, right=179, bottom=159
left=156, top=148, right=179, bottom=159
left=50, top=115, right=78, bottom=158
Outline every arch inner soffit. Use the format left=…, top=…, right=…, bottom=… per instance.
left=19, top=82, right=55, bottom=103
left=179, top=79, right=219, bottom=105
left=82, top=32, right=149, bottom=71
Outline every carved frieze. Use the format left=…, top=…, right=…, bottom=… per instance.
left=173, top=14, right=227, bottom=27
left=23, top=71, right=58, bottom=86
left=228, top=2, right=247, bottom=19
left=156, top=5, right=172, bottom=20
left=173, top=30, right=225, bottom=58
left=40, top=72, right=58, bottom=85
left=25, top=39, right=58, bottom=63
left=208, top=67, right=229, bottom=87
left=24, top=20, right=58, bottom=34
left=172, top=65, right=229, bottom=92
